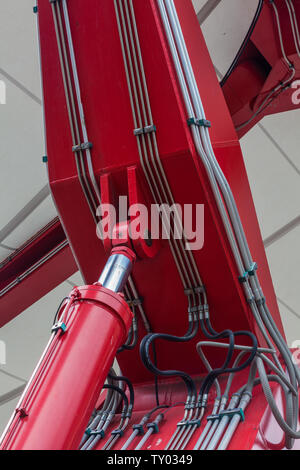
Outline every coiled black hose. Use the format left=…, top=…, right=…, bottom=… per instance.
left=198, top=314, right=258, bottom=398
left=140, top=320, right=198, bottom=401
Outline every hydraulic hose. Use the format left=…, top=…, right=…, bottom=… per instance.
left=140, top=329, right=198, bottom=400
left=159, top=0, right=300, bottom=449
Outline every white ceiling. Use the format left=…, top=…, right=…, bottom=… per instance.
left=0, top=0, right=299, bottom=434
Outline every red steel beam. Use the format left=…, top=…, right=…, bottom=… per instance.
left=222, top=0, right=300, bottom=137
left=0, top=219, right=77, bottom=327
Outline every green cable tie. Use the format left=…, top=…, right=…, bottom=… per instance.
left=239, top=271, right=249, bottom=283
left=187, top=117, right=211, bottom=128
left=248, top=262, right=258, bottom=276
left=219, top=408, right=245, bottom=422
left=207, top=413, right=221, bottom=422
left=147, top=422, right=159, bottom=434
left=51, top=322, right=67, bottom=335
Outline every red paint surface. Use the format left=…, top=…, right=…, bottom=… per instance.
left=0, top=219, right=76, bottom=326
left=2, top=0, right=288, bottom=450
left=0, top=285, right=132, bottom=450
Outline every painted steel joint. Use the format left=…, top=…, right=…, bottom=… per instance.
left=112, top=220, right=158, bottom=260
left=100, top=166, right=160, bottom=260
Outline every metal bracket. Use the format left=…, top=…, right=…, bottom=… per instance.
left=198, top=305, right=204, bottom=320
left=184, top=288, right=194, bottom=297
left=248, top=262, right=258, bottom=276
left=86, top=428, right=105, bottom=438
left=147, top=421, right=159, bottom=434
left=239, top=271, right=249, bottom=284
left=72, top=142, right=93, bottom=153
left=256, top=297, right=266, bottom=306
left=111, top=428, right=124, bottom=437
left=16, top=408, right=28, bottom=419
left=207, top=408, right=245, bottom=423
left=194, top=285, right=206, bottom=295
left=51, top=321, right=67, bottom=335
left=188, top=418, right=202, bottom=428
left=187, top=117, right=211, bottom=128
left=133, top=124, right=156, bottom=136
left=239, top=262, right=258, bottom=283
left=188, top=305, right=198, bottom=314
left=207, top=413, right=221, bottom=422
left=177, top=420, right=189, bottom=428
left=133, top=423, right=145, bottom=436
left=219, top=408, right=245, bottom=422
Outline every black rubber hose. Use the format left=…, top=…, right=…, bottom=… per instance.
left=200, top=319, right=236, bottom=370
left=102, top=384, right=129, bottom=415
left=198, top=325, right=258, bottom=397
left=107, top=374, right=134, bottom=416
left=139, top=297, right=199, bottom=404
left=118, top=325, right=138, bottom=353
left=52, top=297, right=70, bottom=325
left=140, top=330, right=197, bottom=399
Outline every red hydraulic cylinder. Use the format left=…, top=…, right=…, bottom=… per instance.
left=0, top=251, right=134, bottom=450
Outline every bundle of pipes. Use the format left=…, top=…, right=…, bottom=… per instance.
left=156, top=0, right=300, bottom=450
left=113, top=0, right=260, bottom=450
left=50, top=0, right=152, bottom=340
left=76, top=0, right=300, bottom=452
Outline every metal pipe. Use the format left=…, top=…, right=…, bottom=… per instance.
left=62, top=0, right=102, bottom=205
left=99, top=253, right=135, bottom=293
left=121, top=415, right=149, bottom=450
left=135, top=414, right=164, bottom=451
left=217, top=394, right=251, bottom=450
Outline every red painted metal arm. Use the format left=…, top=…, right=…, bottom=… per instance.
left=0, top=219, right=77, bottom=327
left=222, top=0, right=300, bottom=137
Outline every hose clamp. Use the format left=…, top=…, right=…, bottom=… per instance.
left=187, top=117, right=211, bottom=128
left=111, top=429, right=124, bottom=437
left=85, top=428, right=105, bottom=438
left=239, top=262, right=258, bottom=283
left=127, top=297, right=143, bottom=308
left=51, top=321, right=67, bottom=335
left=219, top=408, right=245, bottom=422
left=207, top=413, right=221, bottom=423
left=177, top=421, right=189, bottom=428
left=188, top=418, right=202, bottom=428
left=133, top=423, right=145, bottom=436
left=147, top=422, right=159, bottom=434
left=134, top=124, right=156, bottom=136
left=72, top=142, right=93, bottom=153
